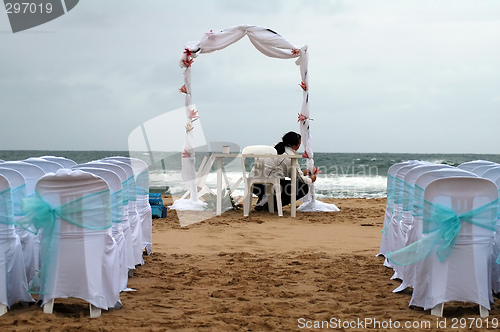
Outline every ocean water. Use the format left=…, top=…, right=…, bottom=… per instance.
left=2, top=150, right=500, bottom=199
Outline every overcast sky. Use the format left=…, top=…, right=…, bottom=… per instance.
left=1, top=0, right=499, bottom=153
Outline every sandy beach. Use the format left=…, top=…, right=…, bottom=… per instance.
left=2, top=197, right=499, bottom=331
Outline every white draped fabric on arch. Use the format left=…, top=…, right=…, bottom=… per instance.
left=172, top=24, right=338, bottom=213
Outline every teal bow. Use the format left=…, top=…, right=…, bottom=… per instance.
left=387, top=198, right=498, bottom=266
left=17, top=189, right=112, bottom=294
left=136, top=170, right=149, bottom=196
left=0, top=187, right=14, bottom=225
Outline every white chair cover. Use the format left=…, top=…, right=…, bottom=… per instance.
left=471, top=164, right=500, bottom=177
left=100, top=159, right=144, bottom=266
left=383, top=162, right=424, bottom=270
left=379, top=161, right=420, bottom=257
left=25, top=169, right=120, bottom=311
left=0, top=167, right=36, bottom=283
left=40, top=156, right=77, bottom=168
left=481, top=166, right=500, bottom=294
left=457, top=160, right=496, bottom=172
left=393, top=169, right=477, bottom=292
left=406, top=177, right=498, bottom=313
left=103, top=157, right=152, bottom=255
left=72, top=167, right=128, bottom=292
left=23, top=158, right=63, bottom=174
left=0, top=162, right=45, bottom=282
left=0, top=174, right=33, bottom=312
left=74, top=162, right=135, bottom=271
left=390, top=164, right=453, bottom=285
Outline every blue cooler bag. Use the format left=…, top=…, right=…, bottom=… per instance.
left=149, top=193, right=167, bottom=218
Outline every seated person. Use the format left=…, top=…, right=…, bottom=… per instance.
left=252, top=131, right=316, bottom=210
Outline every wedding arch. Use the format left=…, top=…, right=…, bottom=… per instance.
left=174, top=25, right=338, bottom=212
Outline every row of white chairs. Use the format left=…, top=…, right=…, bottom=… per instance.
left=379, top=159, right=500, bottom=317
left=0, top=156, right=152, bottom=317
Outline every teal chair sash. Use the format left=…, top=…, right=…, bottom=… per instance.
left=0, top=187, right=14, bottom=225
left=18, top=189, right=111, bottom=294
left=387, top=198, right=498, bottom=266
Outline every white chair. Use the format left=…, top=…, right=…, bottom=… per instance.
left=389, top=164, right=453, bottom=286
left=379, top=160, right=420, bottom=257
left=0, top=162, right=45, bottom=281
left=40, top=156, right=77, bottom=168
left=458, top=160, right=496, bottom=172
left=0, top=167, right=37, bottom=283
left=0, top=174, right=34, bottom=316
left=392, top=169, right=477, bottom=293
left=23, top=157, right=63, bottom=174
left=400, top=164, right=453, bottom=238
left=74, top=162, right=135, bottom=273
left=99, top=159, right=143, bottom=266
left=241, top=145, right=282, bottom=217
left=409, top=177, right=497, bottom=317
left=383, top=162, right=424, bottom=270
left=482, top=166, right=500, bottom=294
left=103, top=157, right=152, bottom=256
left=471, top=164, right=499, bottom=177
left=72, top=167, right=128, bottom=293
left=31, top=169, right=120, bottom=317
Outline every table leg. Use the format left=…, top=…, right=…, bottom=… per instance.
left=291, top=164, right=297, bottom=217
left=216, top=157, right=222, bottom=216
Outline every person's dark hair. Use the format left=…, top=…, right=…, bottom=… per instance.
left=274, top=131, right=301, bottom=154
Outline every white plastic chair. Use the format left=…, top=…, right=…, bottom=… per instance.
left=0, top=174, right=34, bottom=316
left=457, top=160, right=496, bottom=172
left=40, top=156, right=77, bottom=168
left=409, top=177, right=497, bottom=317
left=33, top=169, right=120, bottom=317
left=241, top=145, right=282, bottom=217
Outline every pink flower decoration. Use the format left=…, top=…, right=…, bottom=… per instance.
left=185, top=123, right=194, bottom=132
left=302, top=151, right=309, bottom=159
left=181, top=149, right=191, bottom=158
left=299, top=81, right=308, bottom=91
left=297, top=113, right=307, bottom=122
left=313, top=167, right=322, bottom=175
left=189, top=109, right=199, bottom=120
left=179, top=85, right=187, bottom=94
left=182, top=58, right=194, bottom=68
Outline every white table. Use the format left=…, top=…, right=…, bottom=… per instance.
left=211, top=153, right=302, bottom=217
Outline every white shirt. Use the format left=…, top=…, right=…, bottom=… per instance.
left=251, top=146, right=312, bottom=185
